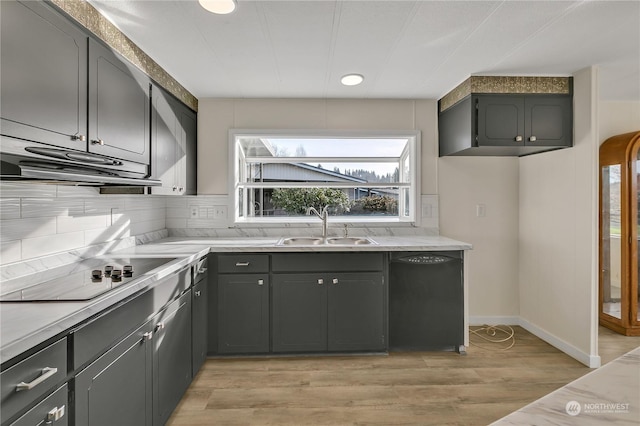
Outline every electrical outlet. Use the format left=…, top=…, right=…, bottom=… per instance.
left=476, top=204, right=486, bottom=217
left=213, top=205, right=227, bottom=219
left=190, top=207, right=198, bottom=218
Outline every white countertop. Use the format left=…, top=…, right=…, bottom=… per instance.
left=1, top=235, right=471, bottom=364
left=112, top=235, right=472, bottom=255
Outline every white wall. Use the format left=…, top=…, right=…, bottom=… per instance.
left=0, top=184, right=166, bottom=265
left=197, top=99, right=439, bottom=195
left=599, top=101, right=640, bottom=141
left=518, top=67, right=600, bottom=367
left=438, top=158, right=520, bottom=323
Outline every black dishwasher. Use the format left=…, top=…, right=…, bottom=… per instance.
left=389, top=251, right=464, bottom=353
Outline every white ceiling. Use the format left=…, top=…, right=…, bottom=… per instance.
left=88, top=0, right=640, bottom=101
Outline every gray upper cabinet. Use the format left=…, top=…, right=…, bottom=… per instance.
left=476, top=95, right=572, bottom=148
left=0, top=0, right=88, bottom=149
left=150, top=83, right=197, bottom=195
left=439, top=92, right=573, bottom=157
left=88, top=39, right=150, bottom=165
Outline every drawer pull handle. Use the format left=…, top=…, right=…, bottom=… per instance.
left=142, top=332, right=154, bottom=342
left=235, top=262, right=250, bottom=267
left=317, top=279, right=324, bottom=285
left=155, top=322, right=165, bottom=333
left=198, top=267, right=208, bottom=273
left=332, top=278, right=339, bottom=285
left=529, top=135, right=537, bottom=142
left=47, top=405, right=65, bottom=422
left=16, top=367, right=58, bottom=392
left=515, top=135, right=523, bottom=142
left=258, top=279, right=264, bottom=286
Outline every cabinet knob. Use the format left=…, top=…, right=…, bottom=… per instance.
left=529, top=135, right=537, bottom=142
left=91, top=139, right=104, bottom=146
left=179, top=187, right=184, bottom=192
left=71, top=134, right=86, bottom=142
left=515, top=135, right=523, bottom=142
left=155, top=322, right=165, bottom=333
left=198, top=268, right=208, bottom=274
left=172, top=186, right=177, bottom=191
left=142, top=331, right=153, bottom=342
left=317, top=279, right=324, bottom=285
left=194, top=290, right=202, bottom=297
left=332, top=278, right=339, bottom=285
left=257, top=279, right=264, bottom=286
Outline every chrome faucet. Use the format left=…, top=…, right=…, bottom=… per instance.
left=306, top=206, right=329, bottom=240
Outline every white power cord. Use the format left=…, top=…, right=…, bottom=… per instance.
left=469, top=324, right=516, bottom=350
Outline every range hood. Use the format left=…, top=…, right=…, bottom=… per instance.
left=1, top=139, right=161, bottom=187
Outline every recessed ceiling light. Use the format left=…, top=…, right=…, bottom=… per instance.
left=341, top=74, right=364, bottom=86
left=199, top=0, right=236, bottom=15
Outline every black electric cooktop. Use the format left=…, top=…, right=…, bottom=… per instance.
left=0, top=257, right=177, bottom=302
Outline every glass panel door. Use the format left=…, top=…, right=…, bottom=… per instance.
left=634, top=149, right=640, bottom=324
left=601, top=164, right=622, bottom=320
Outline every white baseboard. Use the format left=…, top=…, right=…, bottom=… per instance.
left=518, top=317, right=601, bottom=368
left=467, top=315, right=601, bottom=367
left=469, top=316, right=520, bottom=326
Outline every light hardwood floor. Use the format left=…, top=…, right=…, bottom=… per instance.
left=167, top=326, right=640, bottom=426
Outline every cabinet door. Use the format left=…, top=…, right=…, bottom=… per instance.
left=192, top=277, right=208, bottom=376
left=88, top=38, right=150, bottom=165
left=75, top=322, right=153, bottom=426
left=272, top=274, right=327, bottom=353
left=525, top=95, right=572, bottom=147
left=179, top=105, right=198, bottom=195
left=218, top=274, right=269, bottom=353
left=476, top=95, right=525, bottom=147
left=153, top=292, right=192, bottom=426
left=0, top=0, right=88, bottom=149
left=328, top=273, right=385, bottom=352
left=150, top=84, right=180, bottom=194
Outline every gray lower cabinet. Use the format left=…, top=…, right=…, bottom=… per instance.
left=272, top=274, right=327, bottom=353
left=75, top=290, right=192, bottom=426
left=272, top=272, right=385, bottom=353
left=327, top=273, right=385, bottom=352
left=217, top=274, right=270, bottom=354
left=191, top=258, right=209, bottom=376
left=153, top=291, right=192, bottom=426
left=0, top=338, right=67, bottom=425
left=9, top=384, right=68, bottom=426
left=0, top=0, right=88, bottom=149
left=74, top=321, right=153, bottom=426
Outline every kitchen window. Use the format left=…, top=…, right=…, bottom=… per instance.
left=230, top=130, right=420, bottom=224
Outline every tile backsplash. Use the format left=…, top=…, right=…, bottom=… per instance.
left=0, top=184, right=440, bottom=266
left=0, top=183, right=167, bottom=265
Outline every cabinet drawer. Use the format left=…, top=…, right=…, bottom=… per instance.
left=9, top=384, right=68, bottom=426
left=1, top=338, right=67, bottom=424
left=272, top=253, right=384, bottom=272
left=218, top=254, right=269, bottom=273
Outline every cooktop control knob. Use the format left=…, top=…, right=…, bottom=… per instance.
left=111, top=269, right=122, bottom=282
left=104, top=265, right=113, bottom=277
left=123, top=265, right=133, bottom=277
left=91, top=270, right=103, bottom=281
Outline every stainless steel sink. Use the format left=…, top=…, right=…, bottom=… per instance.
left=277, top=236, right=376, bottom=246
left=277, top=237, right=324, bottom=246
left=326, top=237, right=376, bottom=245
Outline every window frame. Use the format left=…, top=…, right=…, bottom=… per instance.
left=229, top=129, right=421, bottom=225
